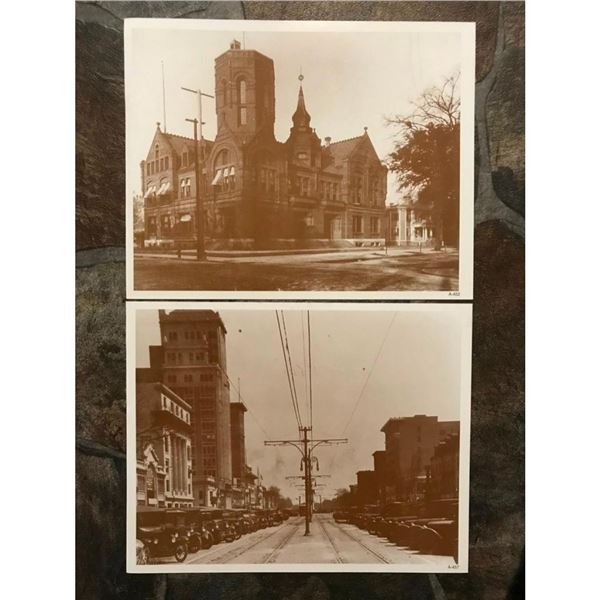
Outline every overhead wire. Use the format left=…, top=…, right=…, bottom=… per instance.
left=307, top=311, right=313, bottom=433
left=280, top=310, right=303, bottom=428
left=341, top=312, right=398, bottom=434
left=275, top=310, right=302, bottom=430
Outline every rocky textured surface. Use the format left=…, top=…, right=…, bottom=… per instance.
left=76, top=2, right=524, bottom=598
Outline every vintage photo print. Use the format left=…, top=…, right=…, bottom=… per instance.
left=126, top=302, right=472, bottom=573
left=125, top=19, right=475, bottom=300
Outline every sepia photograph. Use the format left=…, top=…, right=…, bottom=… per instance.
left=127, top=302, right=471, bottom=573
left=125, top=19, right=475, bottom=299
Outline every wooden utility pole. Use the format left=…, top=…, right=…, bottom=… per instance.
left=185, top=118, right=205, bottom=260
left=265, top=427, right=347, bottom=535
left=182, top=87, right=213, bottom=260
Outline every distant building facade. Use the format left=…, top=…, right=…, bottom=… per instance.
left=136, top=381, right=194, bottom=508
left=140, top=39, right=387, bottom=249
left=355, top=470, right=378, bottom=506
left=429, top=432, right=460, bottom=500
left=385, top=198, right=435, bottom=246
left=379, top=415, right=460, bottom=502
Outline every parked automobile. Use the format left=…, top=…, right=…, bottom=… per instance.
left=221, top=510, right=244, bottom=540
left=181, top=509, right=217, bottom=552
left=136, top=507, right=188, bottom=563
left=136, top=539, right=149, bottom=565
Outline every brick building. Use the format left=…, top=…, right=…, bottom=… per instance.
left=355, top=470, right=378, bottom=507
left=141, top=39, right=387, bottom=249
left=142, top=310, right=233, bottom=508
left=379, top=415, right=460, bottom=502
left=429, top=432, right=460, bottom=500
left=136, top=381, right=194, bottom=508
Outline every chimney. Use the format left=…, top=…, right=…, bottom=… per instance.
left=324, top=136, right=331, bottom=148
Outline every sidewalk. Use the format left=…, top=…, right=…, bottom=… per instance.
left=135, top=245, right=445, bottom=260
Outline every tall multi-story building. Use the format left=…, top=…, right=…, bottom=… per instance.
left=141, top=39, right=387, bottom=249
left=135, top=381, right=194, bottom=508
left=379, top=415, right=460, bottom=502
left=145, top=310, right=233, bottom=507
left=429, top=433, right=460, bottom=500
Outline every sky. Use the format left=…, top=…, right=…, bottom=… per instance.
left=126, top=23, right=461, bottom=206
left=136, top=307, right=466, bottom=501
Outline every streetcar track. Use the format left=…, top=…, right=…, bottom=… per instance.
left=196, top=519, right=301, bottom=564
left=262, top=520, right=302, bottom=563
left=326, top=517, right=391, bottom=564
left=315, top=516, right=345, bottom=563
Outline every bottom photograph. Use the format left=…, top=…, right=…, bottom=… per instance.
left=127, top=302, right=472, bottom=573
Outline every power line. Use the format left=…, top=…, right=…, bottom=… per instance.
left=307, top=311, right=313, bottom=433
left=341, top=312, right=398, bottom=434
left=276, top=311, right=302, bottom=429
left=280, top=311, right=302, bottom=427
left=301, top=311, right=310, bottom=429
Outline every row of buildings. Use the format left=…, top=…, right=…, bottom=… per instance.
left=350, top=414, right=460, bottom=507
left=135, top=309, right=275, bottom=510
left=137, top=39, right=435, bottom=250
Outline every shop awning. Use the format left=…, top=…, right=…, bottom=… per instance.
left=211, top=169, right=223, bottom=186
left=157, top=181, right=172, bottom=196
left=222, top=167, right=230, bottom=178
left=180, top=214, right=192, bottom=223
left=229, top=166, right=235, bottom=176
left=143, top=185, right=156, bottom=199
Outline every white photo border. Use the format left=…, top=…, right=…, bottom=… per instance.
left=124, top=19, right=475, bottom=300
left=126, top=301, right=472, bottom=573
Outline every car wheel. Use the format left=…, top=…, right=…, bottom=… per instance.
left=136, top=542, right=150, bottom=565
left=202, top=534, right=214, bottom=550
left=174, top=542, right=188, bottom=563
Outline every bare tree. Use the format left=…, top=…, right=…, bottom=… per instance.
left=386, top=73, right=461, bottom=248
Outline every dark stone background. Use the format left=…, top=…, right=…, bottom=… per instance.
left=76, top=2, right=524, bottom=598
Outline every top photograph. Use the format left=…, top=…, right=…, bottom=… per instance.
left=125, top=19, right=475, bottom=299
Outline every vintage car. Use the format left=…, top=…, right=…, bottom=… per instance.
left=220, top=510, right=244, bottom=540
left=136, top=507, right=188, bottom=563
left=181, top=509, right=217, bottom=552
left=135, top=539, right=149, bottom=565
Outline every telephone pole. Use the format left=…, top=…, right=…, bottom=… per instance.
left=182, top=87, right=213, bottom=260
left=185, top=117, right=205, bottom=260
left=265, top=426, right=347, bottom=535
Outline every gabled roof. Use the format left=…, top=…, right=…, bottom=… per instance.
left=326, top=135, right=363, bottom=163
left=163, top=132, right=214, bottom=155
left=325, top=131, right=387, bottom=169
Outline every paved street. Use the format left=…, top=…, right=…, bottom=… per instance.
left=133, top=248, right=458, bottom=292
left=158, top=514, right=456, bottom=566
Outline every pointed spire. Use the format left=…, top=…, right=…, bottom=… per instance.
left=292, top=74, right=311, bottom=129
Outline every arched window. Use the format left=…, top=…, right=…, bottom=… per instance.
left=238, top=79, right=247, bottom=104
left=238, top=78, right=247, bottom=126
